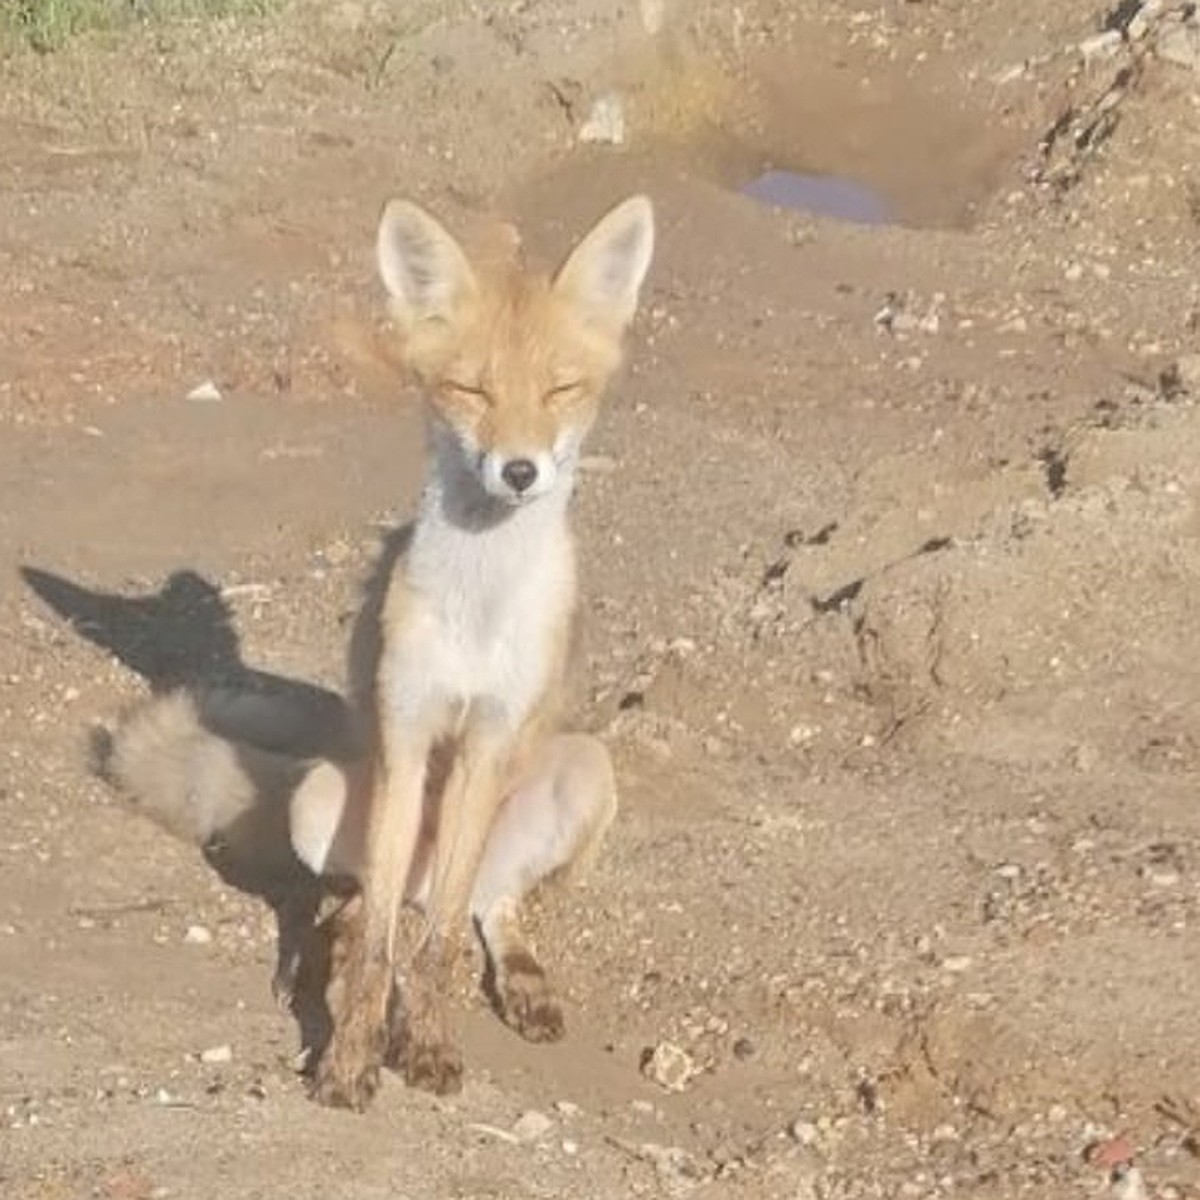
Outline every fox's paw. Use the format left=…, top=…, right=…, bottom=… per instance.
left=497, top=951, right=565, bottom=1044
left=308, top=1002, right=386, bottom=1112
left=404, top=1038, right=463, bottom=1096
left=309, top=1045, right=382, bottom=1112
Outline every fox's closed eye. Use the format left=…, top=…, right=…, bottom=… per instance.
left=544, top=380, right=584, bottom=405
left=444, top=380, right=492, bottom=404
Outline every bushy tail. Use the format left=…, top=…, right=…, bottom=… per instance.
left=92, top=688, right=357, bottom=886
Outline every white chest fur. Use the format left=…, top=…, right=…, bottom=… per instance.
left=381, top=471, right=577, bottom=737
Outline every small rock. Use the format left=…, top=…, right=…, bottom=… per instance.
left=512, top=1109, right=555, bottom=1142
left=731, top=1036, right=755, bottom=1061
left=642, top=1041, right=697, bottom=1091
left=873, top=297, right=900, bottom=332
left=1073, top=742, right=1099, bottom=772
left=555, top=1099, right=582, bottom=1118
left=790, top=1119, right=820, bottom=1146
left=1128, top=11, right=1152, bottom=39
left=1087, top=1134, right=1136, bottom=1169
left=199, top=1044, right=232, bottom=1065
left=1144, top=867, right=1180, bottom=887
left=578, top=93, right=625, bottom=145
left=639, top=0, right=665, bottom=35
left=992, top=63, right=1030, bottom=85
left=1112, top=1165, right=1149, bottom=1200
left=183, top=924, right=213, bottom=945
left=1157, top=25, right=1200, bottom=71
left=941, top=954, right=973, bottom=973
left=100, top=1166, right=156, bottom=1200
left=635, top=1142, right=705, bottom=1190
left=321, top=540, right=351, bottom=567
left=1126, top=1, right=1164, bottom=40
left=1176, top=353, right=1200, bottom=391
left=1079, top=30, right=1123, bottom=62
left=185, top=380, right=222, bottom=403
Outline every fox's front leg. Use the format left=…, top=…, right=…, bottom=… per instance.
left=310, top=740, right=427, bottom=1111
left=402, top=718, right=512, bottom=1095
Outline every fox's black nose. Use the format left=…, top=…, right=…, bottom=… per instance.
left=501, top=458, right=538, bottom=493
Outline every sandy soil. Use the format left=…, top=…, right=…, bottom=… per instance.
left=3, top=0, right=1200, bottom=1196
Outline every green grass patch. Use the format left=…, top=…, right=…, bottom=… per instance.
left=1, top=0, right=275, bottom=53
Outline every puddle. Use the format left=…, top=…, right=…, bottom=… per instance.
left=511, top=32, right=1032, bottom=236
left=739, top=169, right=891, bottom=225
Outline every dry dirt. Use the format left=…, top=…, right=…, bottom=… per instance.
left=3, top=0, right=1200, bottom=1197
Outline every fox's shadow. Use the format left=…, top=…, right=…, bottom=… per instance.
left=20, top=530, right=410, bottom=1059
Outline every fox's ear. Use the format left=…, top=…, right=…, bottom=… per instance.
left=554, top=194, right=655, bottom=332
left=376, top=199, right=476, bottom=328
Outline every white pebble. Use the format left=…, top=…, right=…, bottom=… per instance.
left=511, top=1109, right=554, bottom=1142
left=641, top=1041, right=697, bottom=1091
left=185, top=379, right=222, bottom=403
left=790, top=1119, right=820, bottom=1146
left=1113, top=1165, right=1149, bottom=1200
left=941, top=955, right=973, bottom=973
left=1078, top=30, right=1123, bottom=62
left=578, top=93, right=625, bottom=145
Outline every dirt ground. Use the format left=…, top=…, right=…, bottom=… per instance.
left=3, top=0, right=1200, bottom=1196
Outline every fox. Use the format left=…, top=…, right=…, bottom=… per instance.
left=100, top=191, right=656, bottom=1111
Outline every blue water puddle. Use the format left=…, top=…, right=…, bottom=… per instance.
left=740, top=169, right=892, bottom=225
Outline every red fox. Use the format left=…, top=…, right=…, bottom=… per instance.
left=102, top=192, right=655, bottom=1111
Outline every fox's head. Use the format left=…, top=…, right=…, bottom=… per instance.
left=376, top=193, right=654, bottom=506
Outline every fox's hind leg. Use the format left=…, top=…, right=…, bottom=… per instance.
left=290, top=735, right=617, bottom=1056
left=466, top=733, right=617, bottom=1043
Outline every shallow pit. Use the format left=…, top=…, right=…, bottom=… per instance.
left=517, top=31, right=1032, bottom=234
left=721, top=46, right=1027, bottom=230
